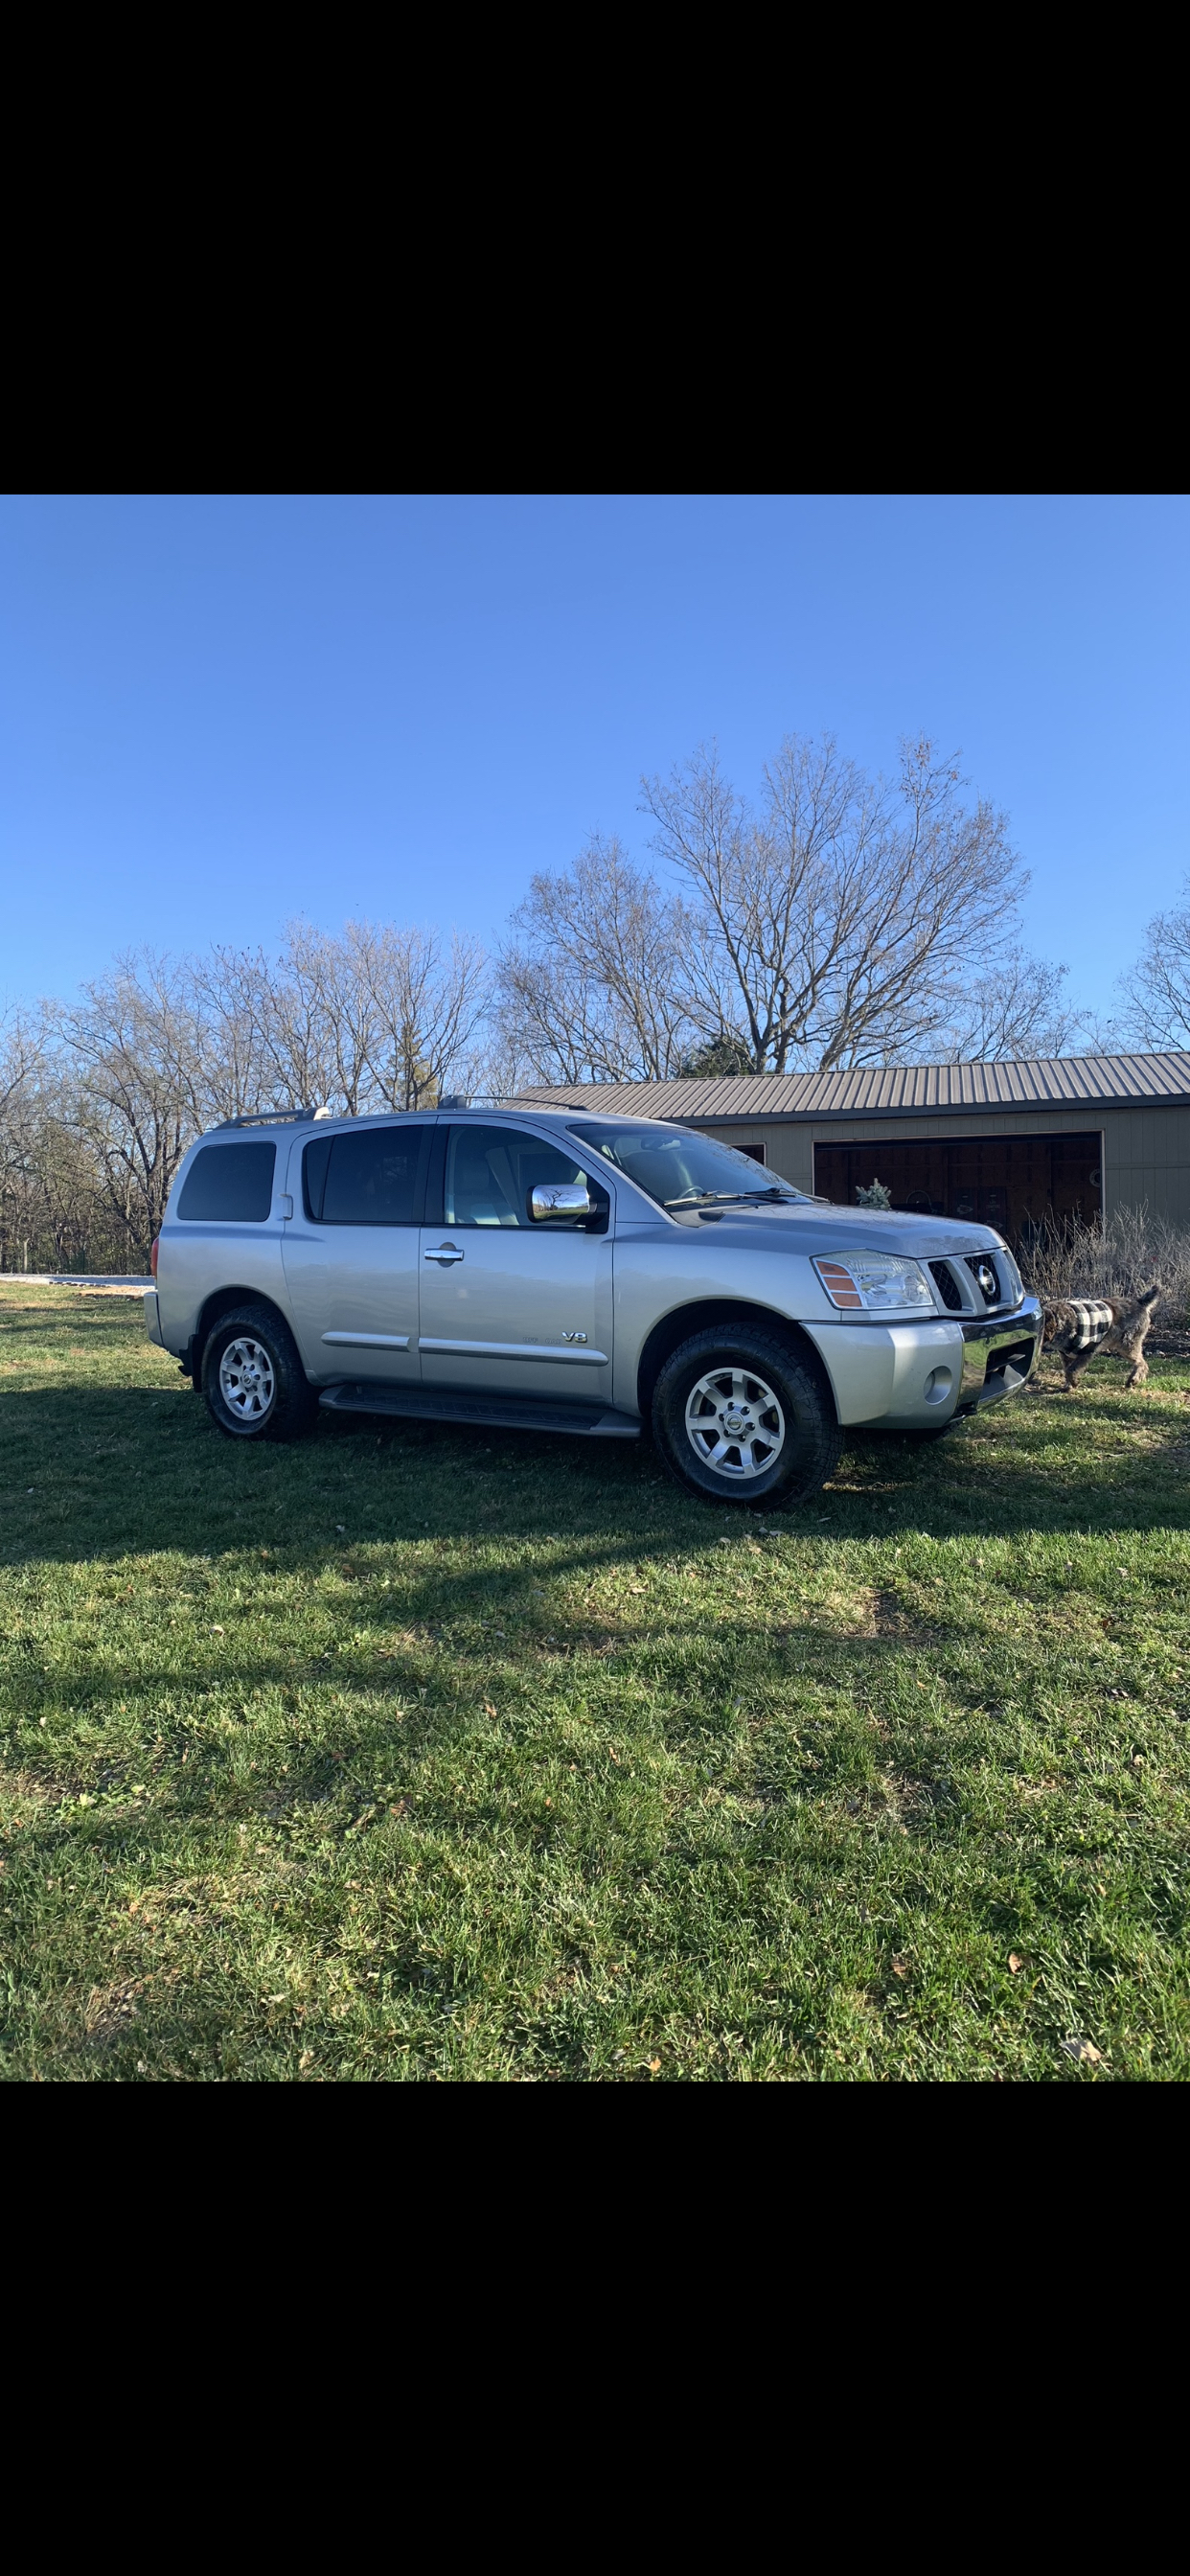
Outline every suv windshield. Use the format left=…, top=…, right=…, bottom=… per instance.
left=569, top=1122, right=808, bottom=1211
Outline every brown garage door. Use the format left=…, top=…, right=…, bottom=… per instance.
left=812, top=1132, right=1103, bottom=1243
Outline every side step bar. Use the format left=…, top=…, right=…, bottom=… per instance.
left=319, top=1382, right=641, bottom=1439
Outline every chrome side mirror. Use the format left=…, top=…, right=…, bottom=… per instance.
left=529, top=1181, right=593, bottom=1223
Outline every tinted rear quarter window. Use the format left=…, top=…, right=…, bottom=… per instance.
left=303, top=1135, right=332, bottom=1220
left=306, top=1128, right=424, bottom=1225
left=177, top=1142, right=277, bottom=1222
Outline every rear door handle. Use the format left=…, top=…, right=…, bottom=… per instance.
left=424, top=1243, right=464, bottom=1265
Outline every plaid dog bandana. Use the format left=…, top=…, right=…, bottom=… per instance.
left=1061, top=1300, right=1115, bottom=1352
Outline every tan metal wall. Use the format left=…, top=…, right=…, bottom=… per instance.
left=695, top=1105, right=1190, bottom=1224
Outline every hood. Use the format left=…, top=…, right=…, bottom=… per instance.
left=667, top=1199, right=1007, bottom=1259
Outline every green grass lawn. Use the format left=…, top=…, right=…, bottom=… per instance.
left=3, top=1280, right=1189, bottom=2082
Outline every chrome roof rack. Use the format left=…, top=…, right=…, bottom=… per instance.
left=211, top=1109, right=316, bottom=1131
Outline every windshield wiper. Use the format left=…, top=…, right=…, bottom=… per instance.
left=664, top=1186, right=799, bottom=1209
left=664, top=1188, right=725, bottom=1206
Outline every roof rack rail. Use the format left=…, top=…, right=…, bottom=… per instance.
left=210, top=1109, right=317, bottom=1131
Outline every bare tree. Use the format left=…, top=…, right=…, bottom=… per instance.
left=59, top=955, right=197, bottom=1259
left=247, top=919, right=490, bottom=1115
left=642, top=735, right=1046, bottom=1070
left=495, top=743, right=1071, bottom=1085
left=250, top=921, right=376, bottom=1116
left=1116, top=879, right=1190, bottom=1050
left=496, top=838, right=697, bottom=1084
left=2, top=915, right=492, bottom=1267
left=941, top=946, right=1087, bottom=1062
left=180, top=947, right=270, bottom=1125
left=357, top=922, right=490, bottom=1109
left=0, top=1009, right=51, bottom=1268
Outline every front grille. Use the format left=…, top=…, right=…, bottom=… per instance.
left=966, top=1254, right=1002, bottom=1307
left=929, top=1258, right=963, bottom=1311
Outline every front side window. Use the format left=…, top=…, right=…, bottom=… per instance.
left=569, top=1122, right=805, bottom=1211
left=444, top=1126, right=608, bottom=1230
left=304, top=1128, right=424, bottom=1225
left=177, top=1141, right=277, bottom=1222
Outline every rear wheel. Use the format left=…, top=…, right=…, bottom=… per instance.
left=652, top=1328, right=842, bottom=1508
left=201, top=1304, right=318, bottom=1443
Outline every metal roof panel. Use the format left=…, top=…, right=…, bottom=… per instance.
left=509, top=1050, right=1190, bottom=1121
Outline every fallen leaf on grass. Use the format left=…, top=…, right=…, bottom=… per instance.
left=1062, top=2036, right=1103, bottom=2064
left=481, top=1700, right=497, bottom=1717
left=891, top=1957, right=909, bottom=1978
left=1009, top=1953, right=1024, bottom=1974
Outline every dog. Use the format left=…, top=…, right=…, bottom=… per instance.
left=1041, top=1284, right=1161, bottom=1391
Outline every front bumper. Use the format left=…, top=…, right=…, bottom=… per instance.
left=804, top=1295, right=1041, bottom=1430
left=954, top=1301, right=1042, bottom=1414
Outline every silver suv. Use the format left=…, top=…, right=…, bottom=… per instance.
left=145, top=1107, right=1041, bottom=1509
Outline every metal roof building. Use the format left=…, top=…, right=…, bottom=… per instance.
left=512, top=1052, right=1190, bottom=1237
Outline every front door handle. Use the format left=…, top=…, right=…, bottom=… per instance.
left=424, top=1242, right=465, bottom=1265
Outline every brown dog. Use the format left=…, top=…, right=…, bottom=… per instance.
left=1041, top=1284, right=1161, bottom=1391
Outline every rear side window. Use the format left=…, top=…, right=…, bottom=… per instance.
left=304, top=1128, right=424, bottom=1226
left=177, top=1141, right=277, bottom=1222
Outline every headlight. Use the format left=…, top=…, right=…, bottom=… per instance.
left=812, top=1252, right=934, bottom=1312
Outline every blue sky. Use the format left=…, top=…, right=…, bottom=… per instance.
left=2, top=493, right=1186, bottom=1026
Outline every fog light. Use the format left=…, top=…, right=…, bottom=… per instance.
left=923, top=1367, right=952, bottom=1405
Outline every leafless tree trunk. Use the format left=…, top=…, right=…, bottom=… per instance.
left=497, top=738, right=1072, bottom=1087
left=642, top=736, right=1037, bottom=1070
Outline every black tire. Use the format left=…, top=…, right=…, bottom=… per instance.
left=652, top=1327, right=843, bottom=1509
left=201, top=1303, right=319, bottom=1443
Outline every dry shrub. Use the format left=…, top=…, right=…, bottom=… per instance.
left=1018, top=1205, right=1190, bottom=1326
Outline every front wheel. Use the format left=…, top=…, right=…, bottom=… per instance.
left=201, top=1304, right=318, bottom=1442
left=652, top=1328, right=843, bottom=1508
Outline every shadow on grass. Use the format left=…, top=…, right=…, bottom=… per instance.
left=1, top=1370, right=1189, bottom=1576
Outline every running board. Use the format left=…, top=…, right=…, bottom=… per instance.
left=319, top=1383, right=640, bottom=1438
